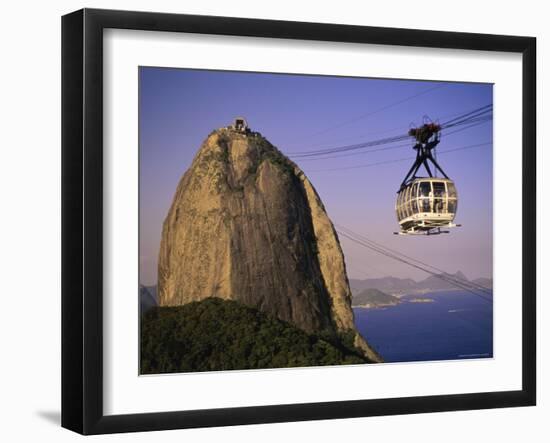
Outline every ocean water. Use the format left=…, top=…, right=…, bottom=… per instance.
left=354, top=291, right=493, bottom=363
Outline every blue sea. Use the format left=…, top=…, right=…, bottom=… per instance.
left=354, top=291, right=493, bottom=363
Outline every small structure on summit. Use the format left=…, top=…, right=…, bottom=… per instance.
left=232, top=117, right=249, bottom=133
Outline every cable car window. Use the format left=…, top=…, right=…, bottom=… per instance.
left=433, top=182, right=446, bottom=198
left=402, top=195, right=407, bottom=218
left=408, top=187, right=414, bottom=216
left=404, top=187, right=411, bottom=217
left=448, top=199, right=457, bottom=213
left=447, top=182, right=457, bottom=199
left=395, top=192, right=403, bottom=219
left=434, top=198, right=444, bottom=213
left=397, top=191, right=402, bottom=218
left=421, top=198, right=430, bottom=212
left=412, top=183, right=420, bottom=214
left=419, top=182, right=431, bottom=197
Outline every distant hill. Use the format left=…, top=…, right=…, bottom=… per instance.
left=352, top=288, right=400, bottom=308
left=140, top=298, right=374, bottom=374
left=349, top=276, right=417, bottom=294
left=145, top=285, right=157, bottom=300
left=415, top=271, right=469, bottom=292
left=139, top=285, right=157, bottom=315
left=349, top=272, right=492, bottom=296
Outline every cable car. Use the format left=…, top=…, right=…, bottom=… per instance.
left=395, top=120, right=460, bottom=235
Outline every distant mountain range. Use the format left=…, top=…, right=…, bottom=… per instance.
left=349, top=272, right=492, bottom=296
left=142, top=273, right=491, bottom=310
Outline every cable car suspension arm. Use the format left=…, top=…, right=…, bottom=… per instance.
left=400, top=127, right=449, bottom=189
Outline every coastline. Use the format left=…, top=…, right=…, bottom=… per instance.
left=352, top=292, right=441, bottom=309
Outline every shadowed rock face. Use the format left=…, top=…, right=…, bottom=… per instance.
left=157, top=127, right=381, bottom=362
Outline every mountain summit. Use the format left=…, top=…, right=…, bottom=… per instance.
left=157, top=122, right=380, bottom=362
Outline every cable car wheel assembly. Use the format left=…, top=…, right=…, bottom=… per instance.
left=395, top=120, right=461, bottom=236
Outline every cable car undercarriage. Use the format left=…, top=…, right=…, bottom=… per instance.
left=395, top=121, right=461, bottom=236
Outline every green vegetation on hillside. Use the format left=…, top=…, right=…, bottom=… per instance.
left=140, top=298, right=370, bottom=374
left=353, top=288, right=400, bottom=307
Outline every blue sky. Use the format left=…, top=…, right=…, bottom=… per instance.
left=139, top=67, right=493, bottom=286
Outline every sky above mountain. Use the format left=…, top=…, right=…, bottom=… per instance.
left=139, top=67, right=493, bottom=285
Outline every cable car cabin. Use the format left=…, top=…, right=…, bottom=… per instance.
left=395, top=178, right=458, bottom=235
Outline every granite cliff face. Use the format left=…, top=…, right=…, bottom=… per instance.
left=157, top=126, right=380, bottom=362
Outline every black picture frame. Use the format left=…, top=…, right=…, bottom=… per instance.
left=62, top=8, right=536, bottom=435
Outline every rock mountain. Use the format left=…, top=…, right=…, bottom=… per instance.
left=157, top=124, right=381, bottom=362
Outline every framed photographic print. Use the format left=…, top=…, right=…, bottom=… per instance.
left=61, top=8, right=536, bottom=435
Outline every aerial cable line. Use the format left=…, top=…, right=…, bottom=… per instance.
left=288, top=118, right=467, bottom=159
left=440, top=117, right=493, bottom=138
left=297, top=141, right=413, bottom=162
left=286, top=103, right=492, bottom=151
left=310, top=84, right=448, bottom=137
left=442, top=112, right=493, bottom=129
left=336, top=228, right=492, bottom=302
left=338, top=225, right=492, bottom=295
left=289, top=133, right=411, bottom=158
left=337, top=229, right=492, bottom=301
left=441, top=112, right=493, bottom=130
left=287, top=123, right=417, bottom=151
left=440, top=104, right=493, bottom=126
left=336, top=225, right=492, bottom=295
left=309, top=154, right=414, bottom=172
left=307, top=141, right=492, bottom=172
left=297, top=119, right=492, bottom=163
left=340, top=229, right=493, bottom=335
left=436, top=103, right=492, bottom=126
left=288, top=104, right=492, bottom=159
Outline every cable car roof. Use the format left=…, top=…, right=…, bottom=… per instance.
left=405, top=177, right=454, bottom=184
